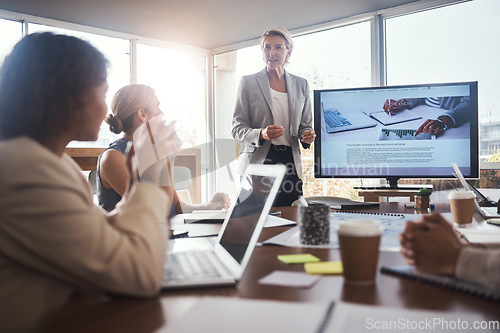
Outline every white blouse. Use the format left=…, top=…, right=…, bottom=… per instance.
left=270, top=88, right=292, bottom=146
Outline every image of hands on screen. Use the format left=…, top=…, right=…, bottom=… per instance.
left=382, top=96, right=471, bottom=137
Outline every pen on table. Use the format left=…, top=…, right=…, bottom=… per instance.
left=404, top=203, right=435, bottom=209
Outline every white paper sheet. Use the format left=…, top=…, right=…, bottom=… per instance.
left=264, top=215, right=297, bottom=228
left=162, top=297, right=487, bottom=333
left=455, top=228, right=500, bottom=244
left=175, top=213, right=296, bottom=228
left=162, top=297, right=328, bottom=333
left=328, top=302, right=487, bottom=333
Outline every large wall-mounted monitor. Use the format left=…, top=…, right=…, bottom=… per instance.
left=314, top=81, right=479, bottom=188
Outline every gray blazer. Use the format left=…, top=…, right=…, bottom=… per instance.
left=231, top=68, right=313, bottom=179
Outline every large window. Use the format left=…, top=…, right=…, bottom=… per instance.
left=288, top=22, right=372, bottom=90
left=214, top=21, right=371, bottom=199
left=136, top=44, right=207, bottom=149
left=0, top=18, right=23, bottom=68
left=386, top=0, right=500, bottom=187
left=137, top=43, right=209, bottom=198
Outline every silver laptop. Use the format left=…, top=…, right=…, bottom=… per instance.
left=321, top=102, right=377, bottom=134
left=452, top=163, right=500, bottom=219
left=465, top=181, right=499, bottom=218
left=162, top=164, right=286, bottom=289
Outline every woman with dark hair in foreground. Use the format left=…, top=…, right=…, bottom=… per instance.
left=0, top=32, right=175, bottom=332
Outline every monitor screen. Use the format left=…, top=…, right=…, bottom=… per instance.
left=314, top=81, right=479, bottom=187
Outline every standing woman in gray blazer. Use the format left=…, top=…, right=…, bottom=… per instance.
left=232, top=27, right=316, bottom=207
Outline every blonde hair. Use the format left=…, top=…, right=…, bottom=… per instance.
left=260, top=27, right=294, bottom=52
left=105, top=84, right=156, bottom=134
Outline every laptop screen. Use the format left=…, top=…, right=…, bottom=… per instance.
left=219, top=174, right=277, bottom=263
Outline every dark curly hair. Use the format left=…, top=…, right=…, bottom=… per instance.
left=0, top=32, right=108, bottom=141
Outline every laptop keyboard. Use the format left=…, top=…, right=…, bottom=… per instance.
left=324, top=109, right=352, bottom=128
left=482, top=207, right=500, bottom=216
left=164, top=251, right=224, bottom=282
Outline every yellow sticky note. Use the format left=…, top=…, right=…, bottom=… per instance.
left=304, top=261, right=343, bottom=275
left=277, top=254, right=321, bottom=264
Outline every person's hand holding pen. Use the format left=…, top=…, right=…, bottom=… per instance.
left=301, top=129, right=316, bottom=144
left=260, top=125, right=284, bottom=140
left=383, top=98, right=409, bottom=115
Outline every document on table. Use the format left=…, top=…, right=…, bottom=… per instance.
left=455, top=228, right=500, bottom=244
left=162, top=297, right=487, bottom=333
left=264, top=212, right=413, bottom=251
left=183, top=210, right=228, bottom=223
left=174, top=213, right=295, bottom=229
left=264, top=215, right=297, bottom=228
left=327, top=302, right=487, bottom=333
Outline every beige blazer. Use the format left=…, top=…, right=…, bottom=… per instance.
left=0, top=137, right=169, bottom=333
left=231, top=68, right=313, bottom=178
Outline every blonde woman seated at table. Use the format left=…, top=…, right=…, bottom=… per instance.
left=0, top=33, right=179, bottom=333
left=400, top=213, right=500, bottom=292
left=98, top=84, right=230, bottom=215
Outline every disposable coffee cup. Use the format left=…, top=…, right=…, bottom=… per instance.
left=337, top=219, right=382, bottom=284
left=298, top=203, right=330, bottom=245
left=448, top=190, right=475, bottom=225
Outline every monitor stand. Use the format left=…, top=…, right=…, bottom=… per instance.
left=353, top=177, right=433, bottom=190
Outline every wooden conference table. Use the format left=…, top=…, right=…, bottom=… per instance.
left=46, top=202, right=500, bottom=332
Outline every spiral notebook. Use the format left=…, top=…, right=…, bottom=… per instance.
left=263, top=211, right=410, bottom=251
left=381, top=265, right=500, bottom=302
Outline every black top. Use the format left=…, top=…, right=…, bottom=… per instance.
left=97, top=137, right=131, bottom=212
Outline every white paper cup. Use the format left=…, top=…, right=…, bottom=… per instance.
left=336, top=219, right=382, bottom=284
left=448, top=191, right=475, bottom=224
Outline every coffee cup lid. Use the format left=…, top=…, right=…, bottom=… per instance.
left=447, top=190, right=475, bottom=200
left=336, top=219, right=382, bottom=237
